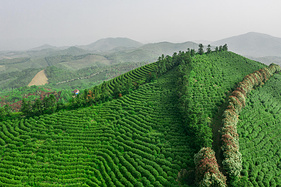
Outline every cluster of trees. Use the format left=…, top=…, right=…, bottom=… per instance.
left=156, top=51, right=192, bottom=75
left=20, top=94, right=58, bottom=116
left=198, top=44, right=228, bottom=55
left=176, top=52, right=213, bottom=148
left=221, top=63, right=281, bottom=179
left=194, top=147, right=226, bottom=186
left=0, top=105, right=11, bottom=119
left=176, top=44, right=229, bottom=147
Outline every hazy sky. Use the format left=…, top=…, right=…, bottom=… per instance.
left=1, top=0, right=281, bottom=51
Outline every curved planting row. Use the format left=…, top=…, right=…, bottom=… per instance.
left=220, top=63, right=281, bottom=178
left=0, top=68, right=195, bottom=186
left=177, top=51, right=265, bottom=148
left=107, top=62, right=156, bottom=91
left=238, top=73, right=281, bottom=186
left=176, top=51, right=266, bottom=186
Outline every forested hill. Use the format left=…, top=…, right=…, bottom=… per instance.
left=0, top=48, right=280, bottom=186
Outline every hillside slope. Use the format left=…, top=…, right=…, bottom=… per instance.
left=237, top=73, right=281, bottom=186
left=1, top=50, right=280, bottom=186
left=178, top=51, right=265, bottom=149
left=0, top=68, right=195, bottom=186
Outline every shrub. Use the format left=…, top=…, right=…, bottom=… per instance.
left=194, top=147, right=226, bottom=187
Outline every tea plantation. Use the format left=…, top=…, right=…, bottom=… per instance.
left=238, top=73, right=281, bottom=186
left=0, top=49, right=280, bottom=187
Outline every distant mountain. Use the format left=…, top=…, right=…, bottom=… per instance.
left=212, top=32, right=281, bottom=57
left=108, top=41, right=198, bottom=63
left=59, top=46, right=89, bottom=56
left=80, top=37, right=143, bottom=52
left=140, top=41, right=197, bottom=55
left=193, top=40, right=213, bottom=45
left=29, top=44, right=57, bottom=51
left=249, top=56, right=281, bottom=66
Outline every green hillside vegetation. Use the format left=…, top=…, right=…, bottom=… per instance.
left=237, top=73, right=281, bottom=186
left=0, top=68, right=40, bottom=90
left=177, top=51, right=265, bottom=148
left=0, top=64, right=195, bottom=186
left=0, top=45, right=281, bottom=186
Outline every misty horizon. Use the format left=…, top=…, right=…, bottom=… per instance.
left=1, top=31, right=281, bottom=52
left=1, top=0, right=281, bottom=51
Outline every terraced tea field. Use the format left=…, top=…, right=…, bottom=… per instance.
left=0, top=68, right=195, bottom=186
left=178, top=51, right=265, bottom=148
left=238, top=73, right=281, bottom=186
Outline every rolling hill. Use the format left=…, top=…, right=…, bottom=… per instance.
left=1, top=49, right=280, bottom=186
left=0, top=39, right=200, bottom=91
left=29, top=44, right=57, bottom=51
left=80, top=37, right=143, bottom=52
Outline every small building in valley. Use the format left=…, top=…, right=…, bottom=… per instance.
left=73, top=89, right=80, bottom=95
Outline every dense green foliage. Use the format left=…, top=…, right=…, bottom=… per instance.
left=177, top=51, right=265, bottom=149
left=0, top=68, right=196, bottom=186
left=194, top=147, right=226, bottom=186
left=220, top=64, right=280, bottom=180
left=237, top=73, right=281, bottom=186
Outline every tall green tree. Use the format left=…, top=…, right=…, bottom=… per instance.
left=198, top=44, right=204, bottom=55
left=223, top=44, right=228, bottom=51
left=190, top=49, right=196, bottom=57
left=206, top=44, right=212, bottom=54
left=32, top=99, right=43, bottom=115
left=0, top=105, right=11, bottom=119
left=43, top=95, right=57, bottom=114
left=20, top=98, right=32, bottom=116
left=215, top=46, right=219, bottom=52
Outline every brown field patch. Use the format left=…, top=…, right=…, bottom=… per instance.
left=28, top=69, right=48, bottom=86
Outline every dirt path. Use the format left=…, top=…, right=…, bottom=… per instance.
left=28, top=69, right=48, bottom=86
